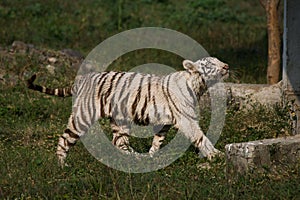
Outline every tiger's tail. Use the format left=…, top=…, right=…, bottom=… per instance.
left=27, top=74, right=73, bottom=97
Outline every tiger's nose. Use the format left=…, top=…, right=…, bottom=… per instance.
left=223, top=65, right=229, bottom=70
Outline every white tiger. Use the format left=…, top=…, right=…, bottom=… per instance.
left=27, top=57, right=229, bottom=166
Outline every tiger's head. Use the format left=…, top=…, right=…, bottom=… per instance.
left=183, top=57, right=229, bottom=83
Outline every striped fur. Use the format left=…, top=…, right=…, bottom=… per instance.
left=27, top=57, right=229, bottom=166
left=27, top=74, right=73, bottom=97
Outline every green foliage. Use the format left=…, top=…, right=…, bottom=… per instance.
left=186, top=0, right=242, bottom=24
left=0, top=0, right=268, bottom=84
left=219, top=103, right=291, bottom=147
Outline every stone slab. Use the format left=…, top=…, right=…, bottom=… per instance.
left=225, top=135, right=300, bottom=178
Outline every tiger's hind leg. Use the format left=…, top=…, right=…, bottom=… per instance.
left=56, top=128, right=80, bottom=167
left=56, top=113, right=87, bottom=167
left=149, top=125, right=171, bottom=156
left=111, top=122, right=135, bottom=153
left=149, top=134, right=165, bottom=156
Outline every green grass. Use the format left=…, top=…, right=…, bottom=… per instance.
left=1, top=0, right=299, bottom=199
left=0, top=85, right=298, bottom=199
left=0, top=0, right=268, bottom=83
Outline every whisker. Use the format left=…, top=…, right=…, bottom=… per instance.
left=227, top=69, right=240, bottom=83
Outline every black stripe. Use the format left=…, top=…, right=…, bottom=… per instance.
left=140, top=97, right=149, bottom=125
left=152, top=95, right=159, bottom=121
left=65, top=128, right=80, bottom=139
left=131, top=93, right=141, bottom=121
left=195, top=136, right=203, bottom=146
left=90, top=84, right=97, bottom=123
left=161, top=76, right=175, bottom=120
left=77, top=117, right=89, bottom=133
left=109, top=72, right=127, bottom=115
left=143, top=114, right=149, bottom=125
left=46, top=88, right=54, bottom=95
left=80, top=77, right=94, bottom=123
left=114, top=72, right=126, bottom=88
left=186, top=81, right=197, bottom=105
left=27, top=74, right=36, bottom=87
left=145, top=76, right=151, bottom=123
left=99, top=72, right=109, bottom=80
left=140, top=89, right=148, bottom=119
left=67, top=140, right=76, bottom=146
left=71, top=116, right=77, bottom=132
left=35, top=85, right=45, bottom=93
left=58, top=143, right=67, bottom=151
left=97, top=72, right=110, bottom=99
left=109, top=72, right=126, bottom=115
left=58, top=89, right=64, bottom=96
left=166, top=75, right=183, bottom=115
left=140, top=77, right=151, bottom=125
left=79, top=102, right=90, bottom=129
left=131, top=76, right=143, bottom=117
left=105, top=72, right=127, bottom=114
left=86, top=82, right=95, bottom=123
left=76, top=78, right=88, bottom=96
left=166, top=75, right=198, bottom=121
left=147, top=76, right=151, bottom=102
left=100, top=96, right=105, bottom=117
left=97, top=72, right=108, bottom=85
left=118, top=73, right=137, bottom=117
left=118, top=74, right=131, bottom=98
left=112, top=128, right=119, bottom=134
left=60, top=135, right=72, bottom=147
left=90, top=72, right=100, bottom=80
left=76, top=74, right=97, bottom=96
left=98, top=73, right=111, bottom=117
left=110, top=72, right=127, bottom=99
left=104, top=72, right=120, bottom=102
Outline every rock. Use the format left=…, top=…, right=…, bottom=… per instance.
left=226, top=82, right=283, bottom=109
left=11, top=41, right=28, bottom=54
left=48, top=57, right=58, bottom=63
left=225, top=135, right=300, bottom=180
left=61, top=49, right=84, bottom=60
left=0, top=73, right=5, bottom=83
left=46, top=64, right=55, bottom=75
left=198, top=82, right=283, bottom=111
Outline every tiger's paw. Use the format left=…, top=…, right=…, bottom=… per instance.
left=206, top=150, right=224, bottom=161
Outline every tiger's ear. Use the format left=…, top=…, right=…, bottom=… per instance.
left=183, top=60, right=197, bottom=72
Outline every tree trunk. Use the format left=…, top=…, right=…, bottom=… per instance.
left=260, top=0, right=282, bottom=84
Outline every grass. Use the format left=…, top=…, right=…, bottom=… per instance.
left=0, top=0, right=299, bottom=199
left=0, top=84, right=298, bottom=199
left=0, top=51, right=297, bottom=199
left=1, top=0, right=267, bottom=83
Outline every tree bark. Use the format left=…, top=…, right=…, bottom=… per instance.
left=260, top=0, right=282, bottom=85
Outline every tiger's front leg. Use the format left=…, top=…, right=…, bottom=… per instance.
left=176, top=119, right=221, bottom=160
left=194, top=134, right=222, bottom=160
left=111, top=123, right=135, bottom=153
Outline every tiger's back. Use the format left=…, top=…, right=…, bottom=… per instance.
left=72, top=70, right=199, bottom=128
